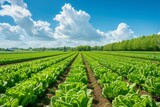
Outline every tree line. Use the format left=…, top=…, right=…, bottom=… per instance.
left=103, top=34, right=160, bottom=51
left=71, top=46, right=103, bottom=51
left=1, top=34, right=159, bottom=51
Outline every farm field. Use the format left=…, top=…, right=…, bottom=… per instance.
left=0, top=51, right=160, bottom=107
left=0, top=0, right=159, bottom=106
left=0, top=51, right=65, bottom=65
left=100, top=51, right=160, bottom=61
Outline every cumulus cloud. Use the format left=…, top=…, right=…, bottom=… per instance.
left=0, top=23, right=25, bottom=41
left=97, top=23, right=135, bottom=43
left=107, top=23, right=134, bottom=41
left=54, top=3, right=103, bottom=41
left=0, top=3, right=31, bottom=19
left=0, top=0, right=27, bottom=8
left=54, top=3, right=135, bottom=43
left=157, top=32, right=160, bottom=35
left=0, top=2, right=135, bottom=48
left=33, top=21, right=54, bottom=40
left=0, top=0, right=54, bottom=40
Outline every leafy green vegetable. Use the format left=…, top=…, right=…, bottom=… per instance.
left=102, top=80, right=136, bottom=100
left=0, top=53, right=77, bottom=106
left=50, top=54, right=93, bottom=107
left=112, top=93, right=157, bottom=107
left=142, top=76, right=160, bottom=95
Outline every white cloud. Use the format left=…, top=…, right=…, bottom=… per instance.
left=0, top=5, right=31, bottom=19
left=0, top=23, right=25, bottom=41
left=97, top=23, right=135, bottom=43
left=53, top=3, right=134, bottom=43
left=157, top=32, right=160, bottom=35
left=0, top=2, right=135, bottom=48
left=54, top=3, right=103, bottom=41
left=107, top=23, right=134, bottom=41
left=0, top=0, right=54, bottom=40
left=33, top=21, right=54, bottom=40
left=0, top=0, right=27, bottom=8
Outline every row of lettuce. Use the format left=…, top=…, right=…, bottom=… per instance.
left=50, top=54, right=92, bottom=107
left=93, top=52, right=160, bottom=97
left=0, top=52, right=77, bottom=106
left=0, top=51, right=64, bottom=65
left=100, top=51, right=160, bottom=61
left=1, top=51, right=159, bottom=106
left=83, top=52, right=159, bottom=107
left=0, top=53, right=74, bottom=93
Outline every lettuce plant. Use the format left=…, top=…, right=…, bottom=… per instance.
left=112, top=93, right=157, bottom=107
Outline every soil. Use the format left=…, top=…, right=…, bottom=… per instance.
left=27, top=54, right=78, bottom=107
left=139, top=89, right=160, bottom=101
left=83, top=53, right=160, bottom=105
left=139, top=90, right=151, bottom=96
left=82, top=54, right=112, bottom=107
left=152, top=96, right=160, bottom=101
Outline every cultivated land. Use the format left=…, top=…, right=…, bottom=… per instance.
left=0, top=51, right=65, bottom=65
left=0, top=51, right=160, bottom=107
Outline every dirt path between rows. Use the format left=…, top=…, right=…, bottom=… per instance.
left=28, top=53, right=78, bottom=107
left=82, top=54, right=112, bottom=107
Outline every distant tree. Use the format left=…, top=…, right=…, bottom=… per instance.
left=76, top=45, right=91, bottom=51
left=103, top=34, right=160, bottom=51
left=63, top=46, right=67, bottom=52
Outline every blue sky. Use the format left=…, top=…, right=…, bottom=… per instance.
left=24, top=0, right=160, bottom=35
left=0, top=0, right=160, bottom=48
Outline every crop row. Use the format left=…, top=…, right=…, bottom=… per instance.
left=83, top=52, right=158, bottom=106
left=0, top=53, right=75, bottom=93
left=88, top=52, right=160, bottom=97
left=100, top=51, right=160, bottom=61
left=0, top=51, right=64, bottom=65
left=0, top=53, right=77, bottom=106
left=0, top=52, right=74, bottom=73
left=50, top=53, right=93, bottom=107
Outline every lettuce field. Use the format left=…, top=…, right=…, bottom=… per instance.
left=0, top=51, right=160, bottom=107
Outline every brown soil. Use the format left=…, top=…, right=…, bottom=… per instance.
left=138, top=87, right=160, bottom=101
left=124, top=79, right=132, bottom=85
left=82, top=54, right=112, bottom=107
left=27, top=54, right=78, bottom=107
left=152, top=96, right=160, bottom=101
left=139, top=90, right=151, bottom=96
left=139, top=89, right=160, bottom=101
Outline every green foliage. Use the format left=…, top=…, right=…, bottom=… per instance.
left=142, top=77, right=160, bottom=96
left=0, top=53, right=77, bottom=106
left=0, top=53, right=74, bottom=93
left=50, top=54, right=93, bottom=107
left=76, top=46, right=92, bottom=51
left=103, top=34, right=160, bottom=51
left=112, top=93, right=157, bottom=107
left=0, top=51, right=64, bottom=65
left=83, top=52, right=159, bottom=106
left=102, top=80, right=136, bottom=100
